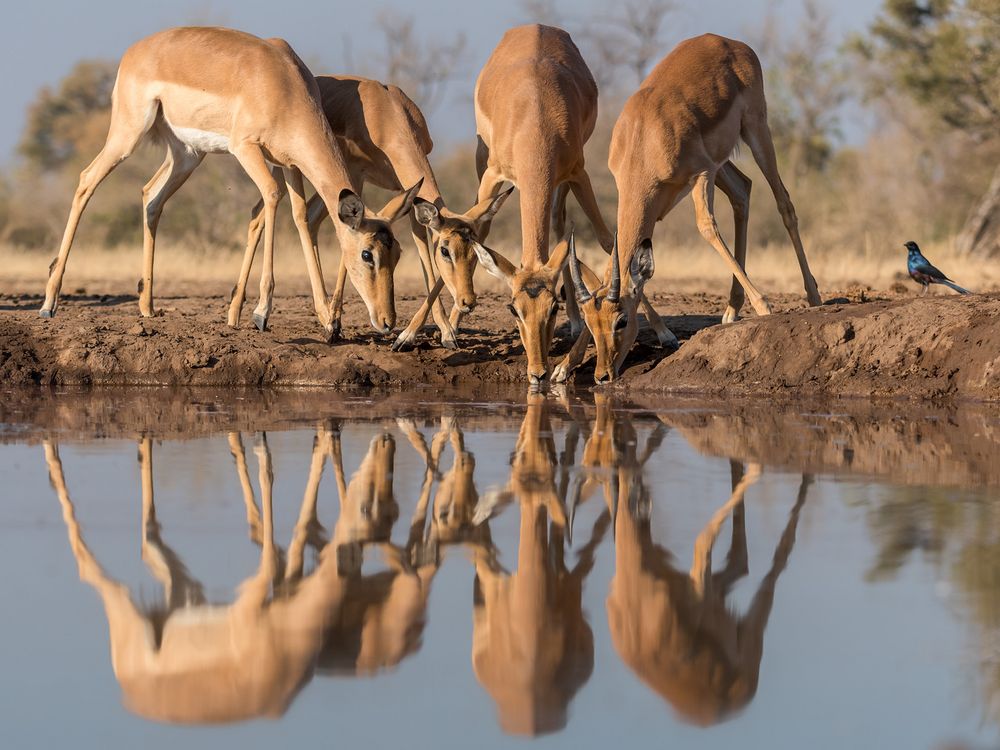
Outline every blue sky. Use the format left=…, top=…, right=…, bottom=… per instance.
left=1, top=0, right=882, bottom=163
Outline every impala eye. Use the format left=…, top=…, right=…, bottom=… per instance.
left=549, top=302, right=559, bottom=319
left=361, top=248, right=374, bottom=264
left=507, top=304, right=519, bottom=320
left=614, top=315, right=629, bottom=331
left=440, top=245, right=451, bottom=260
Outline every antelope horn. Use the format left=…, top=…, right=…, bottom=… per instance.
left=567, top=230, right=592, bottom=303
left=607, top=233, right=621, bottom=303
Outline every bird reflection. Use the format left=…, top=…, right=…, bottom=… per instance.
left=470, top=394, right=608, bottom=736
left=607, top=458, right=810, bottom=725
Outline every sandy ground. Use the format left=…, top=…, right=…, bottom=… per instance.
left=0, top=278, right=997, bottom=400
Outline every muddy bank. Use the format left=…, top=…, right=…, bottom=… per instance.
left=1, top=287, right=997, bottom=400
left=623, top=293, right=1000, bottom=401
left=0, top=288, right=721, bottom=388
left=4, top=387, right=998, bottom=487
left=643, top=396, right=1000, bottom=487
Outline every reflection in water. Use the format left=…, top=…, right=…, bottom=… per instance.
left=471, top=395, right=606, bottom=736
left=608, top=461, right=808, bottom=725
left=46, top=434, right=346, bottom=724
left=25, top=389, right=1000, bottom=743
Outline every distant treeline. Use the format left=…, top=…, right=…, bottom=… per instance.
left=1, top=0, right=997, bottom=259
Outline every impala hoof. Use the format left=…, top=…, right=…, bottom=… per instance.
left=252, top=313, right=268, bottom=332
left=552, top=363, right=571, bottom=384
left=391, top=331, right=415, bottom=352
left=441, top=336, right=458, bottom=350
left=721, top=308, right=739, bottom=325
left=39, top=308, right=55, bottom=319
left=657, top=329, right=680, bottom=349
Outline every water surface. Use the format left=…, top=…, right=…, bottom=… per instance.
left=1, top=388, right=998, bottom=749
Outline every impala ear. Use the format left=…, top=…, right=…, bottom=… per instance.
left=412, top=198, right=441, bottom=231
left=465, top=184, right=514, bottom=229
left=338, top=189, right=365, bottom=230
left=545, top=235, right=572, bottom=277
left=378, top=178, right=423, bottom=224
left=629, top=238, right=655, bottom=291
left=473, top=242, right=516, bottom=287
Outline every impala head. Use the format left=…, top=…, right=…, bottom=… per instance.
left=413, top=186, right=514, bottom=314
left=337, top=179, right=423, bottom=334
left=568, top=236, right=655, bottom=383
left=475, top=237, right=572, bottom=386
left=339, top=432, right=399, bottom=543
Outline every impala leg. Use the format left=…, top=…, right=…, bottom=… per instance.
left=409, top=214, right=457, bottom=348
left=231, top=144, right=281, bottom=332
left=689, top=461, right=761, bottom=599
left=46, top=440, right=154, bottom=658
left=286, top=427, right=331, bottom=581
left=229, top=166, right=286, bottom=328
left=475, top=164, right=506, bottom=244
left=715, top=162, right=752, bottom=324
left=229, top=199, right=263, bottom=327
left=737, top=472, right=810, bottom=674
left=393, top=276, right=446, bottom=351
left=41, top=128, right=144, bottom=318
left=742, top=116, right=822, bottom=306
left=691, top=171, right=772, bottom=317
left=552, top=328, right=592, bottom=383
left=140, top=143, right=202, bottom=318
left=235, top=433, right=278, bottom=612
left=228, top=432, right=263, bottom=545
left=138, top=437, right=206, bottom=609
left=286, top=167, right=335, bottom=335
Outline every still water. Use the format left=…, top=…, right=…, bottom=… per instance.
left=1, top=388, right=998, bottom=749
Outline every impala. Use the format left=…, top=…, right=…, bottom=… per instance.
left=231, top=75, right=513, bottom=347
left=470, top=394, right=608, bottom=735
left=608, top=460, right=811, bottom=725
left=468, top=24, right=649, bottom=385
left=557, top=34, right=823, bottom=383
left=45, top=434, right=350, bottom=723
left=38, top=27, right=419, bottom=339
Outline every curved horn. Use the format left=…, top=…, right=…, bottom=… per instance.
left=567, top=231, right=592, bottom=303
left=607, top=233, right=621, bottom=303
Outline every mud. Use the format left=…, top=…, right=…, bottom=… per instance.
left=0, top=285, right=996, bottom=400
left=3, top=387, right=998, bottom=488
left=624, top=293, right=1000, bottom=401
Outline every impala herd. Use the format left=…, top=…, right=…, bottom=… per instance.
left=45, top=398, right=810, bottom=732
left=37, top=23, right=822, bottom=386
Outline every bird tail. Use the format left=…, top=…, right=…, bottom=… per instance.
left=940, top=279, right=972, bottom=295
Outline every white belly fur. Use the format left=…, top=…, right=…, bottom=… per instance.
left=167, top=122, right=230, bottom=154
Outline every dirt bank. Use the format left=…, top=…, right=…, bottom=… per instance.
left=623, top=293, right=1000, bottom=401
left=0, top=285, right=996, bottom=400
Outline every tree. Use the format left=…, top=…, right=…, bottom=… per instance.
left=857, top=0, right=1000, bottom=255
left=372, top=11, right=467, bottom=115
left=756, top=1, right=847, bottom=180
left=19, top=60, right=117, bottom=172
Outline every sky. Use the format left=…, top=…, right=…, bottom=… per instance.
left=0, top=0, right=883, bottom=164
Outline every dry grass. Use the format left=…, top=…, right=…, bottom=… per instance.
left=2, top=237, right=995, bottom=299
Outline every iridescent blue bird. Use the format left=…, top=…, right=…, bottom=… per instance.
left=905, top=241, right=971, bottom=296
